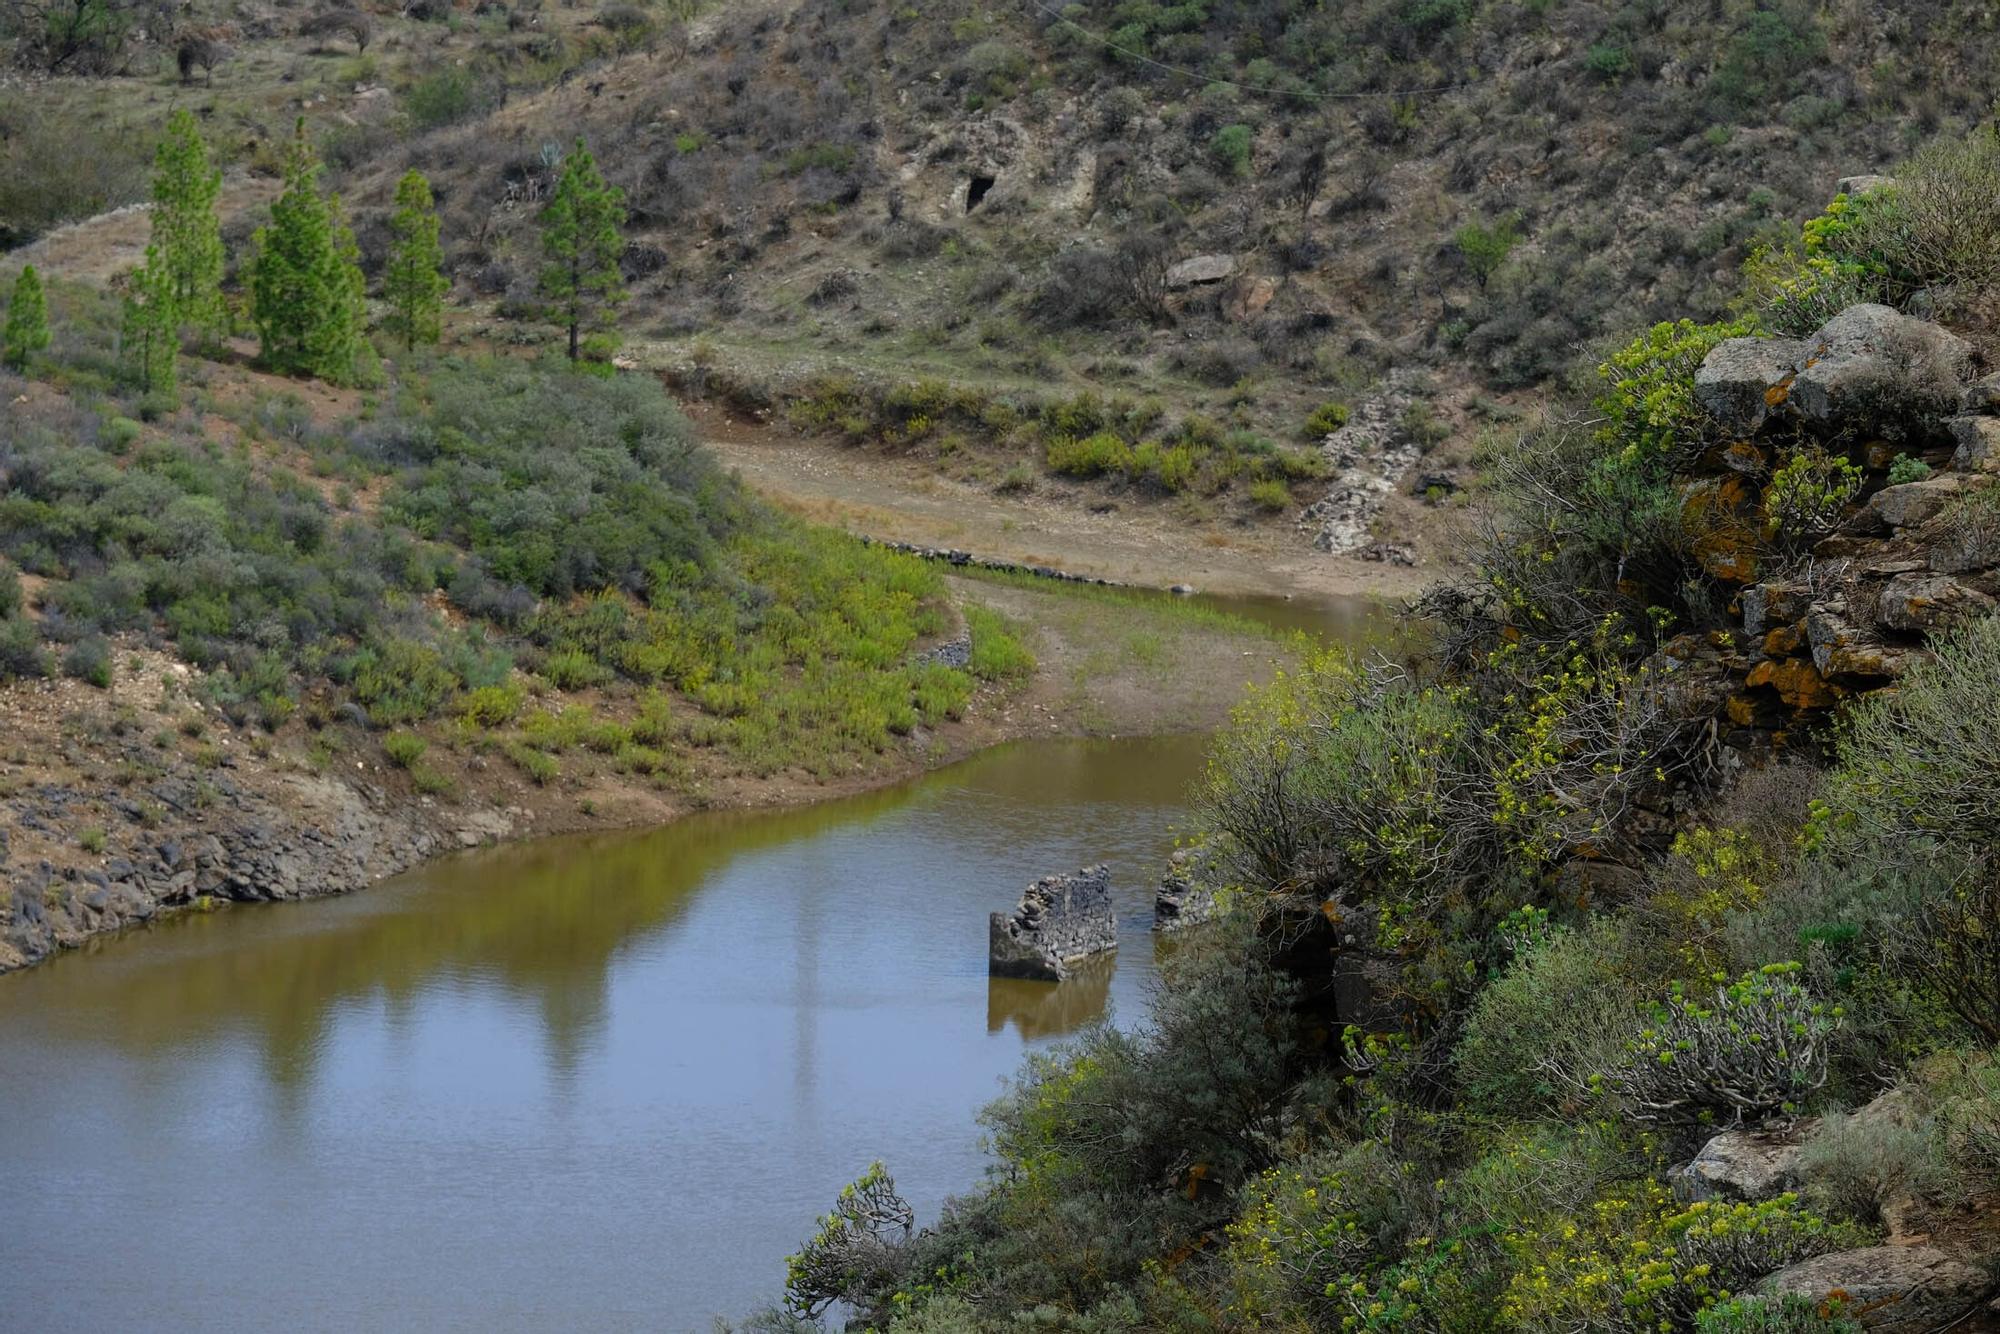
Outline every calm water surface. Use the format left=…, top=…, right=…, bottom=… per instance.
left=0, top=733, right=1217, bottom=1332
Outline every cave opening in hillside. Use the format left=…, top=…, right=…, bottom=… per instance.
left=965, top=174, right=996, bottom=212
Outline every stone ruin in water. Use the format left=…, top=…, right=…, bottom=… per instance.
left=989, top=865, right=1116, bottom=982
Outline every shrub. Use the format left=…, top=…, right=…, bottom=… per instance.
left=79, top=826, right=107, bottom=854
left=1885, top=453, right=1932, bottom=485
left=1796, top=1104, right=1943, bottom=1225
left=1696, top=1295, right=1861, bottom=1334
left=1599, top=963, right=1839, bottom=1125
left=0, top=618, right=49, bottom=681
left=1302, top=400, right=1350, bottom=438
left=784, top=1162, right=915, bottom=1319
left=964, top=605, right=1034, bottom=682
left=1247, top=478, right=1290, bottom=512
left=459, top=683, right=525, bottom=727
left=1210, top=123, right=1254, bottom=176
left=1045, top=431, right=1133, bottom=479
left=505, top=742, right=559, bottom=785
left=1503, top=1188, right=1865, bottom=1334
left=383, top=730, right=429, bottom=769
left=1456, top=919, right=1641, bottom=1117
left=1765, top=448, right=1862, bottom=549
left=62, top=635, right=111, bottom=688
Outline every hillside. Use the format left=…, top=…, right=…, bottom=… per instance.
left=770, top=123, right=2000, bottom=1334
left=14, top=1, right=2000, bottom=574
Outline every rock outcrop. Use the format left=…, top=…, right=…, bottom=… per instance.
left=1675, top=302, right=2000, bottom=746
left=1786, top=304, right=1974, bottom=441
left=1671, top=1127, right=1807, bottom=1203
left=990, top=865, right=1117, bottom=981
left=1762, top=1247, right=1996, bottom=1334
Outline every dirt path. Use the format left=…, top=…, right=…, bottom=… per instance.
left=14, top=176, right=279, bottom=286
left=685, top=402, right=1432, bottom=603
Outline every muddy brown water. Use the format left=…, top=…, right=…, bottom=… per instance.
left=0, top=596, right=1388, bottom=1331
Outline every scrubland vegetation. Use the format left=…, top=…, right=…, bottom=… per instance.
left=773, top=125, right=2000, bottom=1333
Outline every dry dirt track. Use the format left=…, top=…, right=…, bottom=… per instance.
left=684, top=401, right=1431, bottom=604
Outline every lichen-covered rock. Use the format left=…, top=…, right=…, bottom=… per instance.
left=1761, top=1246, right=1995, bottom=1334
left=1951, top=415, right=2000, bottom=473
left=1682, top=474, right=1761, bottom=583
left=1743, top=581, right=1814, bottom=638
left=1961, top=373, right=2000, bottom=414
left=1867, top=476, right=1964, bottom=530
left=1808, top=606, right=1917, bottom=680
left=1671, top=1128, right=1806, bottom=1203
left=1696, top=337, right=1806, bottom=435
left=1791, top=305, right=1974, bottom=441
left=990, top=865, right=1116, bottom=981
left=1874, top=572, right=1996, bottom=634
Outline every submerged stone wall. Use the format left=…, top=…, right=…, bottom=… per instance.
left=989, top=864, right=1116, bottom=981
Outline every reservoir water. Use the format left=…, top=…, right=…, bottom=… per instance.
left=0, top=732, right=1216, bottom=1331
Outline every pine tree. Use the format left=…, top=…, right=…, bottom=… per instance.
left=122, top=246, right=179, bottom=402
left=151, top=108, right=226, bottom=347
left=2, top=265, right=50, bottom=373
left=383, top=169, right=447, bottom=352
left=538, top=138, right=627, bottom=363
left=248, top=120, right=367, bottom=384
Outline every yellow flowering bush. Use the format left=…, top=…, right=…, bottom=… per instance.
left=1502, top=1187, right=1866, bottom=1333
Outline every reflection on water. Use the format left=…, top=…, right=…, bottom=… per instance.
left=988, top=953, right=1120, bottom=1040
left=0, top=733, right=1213, bottom=1332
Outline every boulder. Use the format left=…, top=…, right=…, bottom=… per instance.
left=1790, top=306, right=1974, bottom=442
left=1874, top=572, right=1996, bottom=634
left=1808, top=606, right=1917, bottom=680
left=1951, top=416, right=2000, bottom=473
left=1696, top=337, right=1807, bottom=435
left=1960, top=373, right=2000, bottom=414
left=1867, top=476, right=1964, bottom=530
left=1837, top=174, right=1897, bottom=197
left=1165, top=253, right=1238, bottom=289
left=1743, top=581, right=1814, bottom=637
left=1166, top=253, right=1238, bottom=289
left=1762, top=1246, right=1995, bottom=1334
left=990, top=865, right=1117, bottom=981
left=1672, top=1128, right=1805, bottom=1203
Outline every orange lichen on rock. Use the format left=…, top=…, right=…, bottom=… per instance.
left=1745, top=657, right=1844, bottom=708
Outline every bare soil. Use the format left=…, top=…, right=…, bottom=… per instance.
left=685, top=401, right=1433, bottom=603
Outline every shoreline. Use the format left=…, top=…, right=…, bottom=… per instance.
left=0, top=577, right=1291, bottom=977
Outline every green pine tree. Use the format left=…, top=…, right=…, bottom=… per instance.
left=248, top=120, right=367, bottom=384
left=383, top=169, right=447, bottom=352
left=122, top=246, right=179, bottom=402
left=151, top=108, right=226, bottom=347
left=2, top=265, right=51, bottom=373
left=538, top=138, right=627, bottom=363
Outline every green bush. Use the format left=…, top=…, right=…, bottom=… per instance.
left=1696, top=1295, right=1860, bottom=1334
left=1605, top=963, right=1840, bottom=1125
left=1885, top=453, right=1932, bottom=485
left=0, top=618, right=49, bottom=681
left=383, top=730, right=429, bottom=769
left=1210, top=123, right=1254, bottom=176
left=964, top=605, right=1034, bottom=682
left=1045, top=431, right=1134, bottom=478
left=1765, top=448, right=1862, bottom=548
left=1301, top=401, right=1350, bottom=438
left=1456, top=920, right=1640, bottom=1117
left=61, top=635, right=111, bottom=688
left=1246, top=478, right=1291, bottom=512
